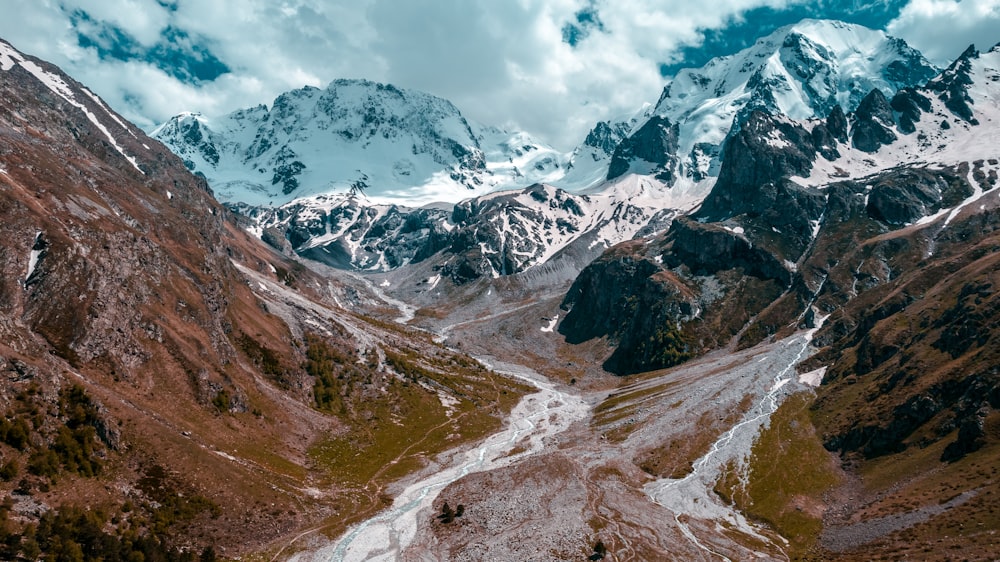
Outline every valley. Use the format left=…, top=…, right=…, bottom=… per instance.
left=3, top=16, right=1000, bottom=562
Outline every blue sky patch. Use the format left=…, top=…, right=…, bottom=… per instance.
left=562, top=3, right=606, bottom=47
left=69, top=9, right=229, bottom=84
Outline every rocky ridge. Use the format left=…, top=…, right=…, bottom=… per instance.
left=560, top=40, right=1000, bottom=467
left=0, top=38, right=528, bottom=558
left=194, top=20, right=938, bottom=290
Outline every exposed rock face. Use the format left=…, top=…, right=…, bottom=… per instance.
left=239, top=181, right=665, bottom=285
left=865, top=165, right=973, bottom=225
left=699, top=111, right=819, bottom=218
left=233, top=198, right=451, bottom=270
left=891, top=87, right=933, bottom=134
left=851, top=89, right=898, bottom=152
left=560, top=242, right=696, bottom=374
left=583, top=120, right=632, bottom=156
left=0, top=38, right=532, bottom=558
left=825, top=104, right=849, bottom=141
left=606, top=115, right=680, bottom=183
left=695, top=110, right=828, bottom=258
left=664, top=219, right=793, bottom=285
left=926, top=44, right=980, bottom=124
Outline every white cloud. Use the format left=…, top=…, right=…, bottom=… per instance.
left=68, top=0, right=171, bottom=45
left=8, top=0, right=917, bottom=151
left=888, top=0, right=1000, bottom=64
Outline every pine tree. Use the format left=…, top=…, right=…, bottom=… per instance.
left=440, top=502, right=455, bottom=523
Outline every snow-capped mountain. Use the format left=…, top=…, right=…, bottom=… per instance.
left=154, top=20, right=966, bottom=288
left=608, top=19, right=937, bottom=186
left=564, top=39, right=1000, bottom=372
left=152, top=79, right=585, bottom=206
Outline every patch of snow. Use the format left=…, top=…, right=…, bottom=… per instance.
left=798, top=366, right=827, bottom=387
left=79, top=86, right=138, bottom=139
left=166, top=191, right=172, bottom=200
left=25, top=232, right=42, bottom=284
left=379, top=279, right=390, bottom=287
left=0, top=41, right=16, bottom=71
left=426, top=274, right=442, bottom=290
left=436, top=391, right=460, bottom=416
left=769, top=377, right=792, bottom=393
left=214, top=451, right=238, bottom=462
left=268, top=263, right=277, bottom=274
left=540, top=315, right=559, bottom=333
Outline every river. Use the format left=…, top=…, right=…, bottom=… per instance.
left=288, top=357, right=589, bottom=561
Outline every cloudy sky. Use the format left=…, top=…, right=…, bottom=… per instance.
left=1, top=0, right=998, bottom=150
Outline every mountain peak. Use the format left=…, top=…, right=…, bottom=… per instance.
left=640, top=19, right=938, bottom=185
left=152, top=78, right=583, bottom=206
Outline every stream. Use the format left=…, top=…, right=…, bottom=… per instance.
left=644, top=325, right=822, bottom=561
left=289, top=357, right=589, bottom=561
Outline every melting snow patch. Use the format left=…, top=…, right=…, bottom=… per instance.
left=246, top=224, right=264, bottom=238
left=437, top=391, right=459, bottom=415
left=214, top=451, right=238, bottom=462
left=798, top=366, right=827, bottom=388
left=166, top=191, right=173, bottom=200
left=380, top=279, right=390, bottom=287
left=540, top=314, right=559, bottom=333
left=426, top=274, right=442, bottom=290
left=0, top=41, right=16, bottom=71
left=268, top=263, right=277, bottom=274
left=25, top=232, right=43, bottom=284
left=769, top=377, right=792, bottom=393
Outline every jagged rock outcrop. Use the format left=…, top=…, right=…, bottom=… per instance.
left=926, top=44, right=980, bottom=124
left=851, top=89, right=898, bottom=152
left=606, top=115, right=680, bottom=183
left=560, top=242, right=696, bottom=374
left=695, top=110, right=828, bottom=258
left=891, top=87, right=933, bottom=134
left=865, top=165, right=973, bottom=225
left=583, top=120, right=632, bottom=156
